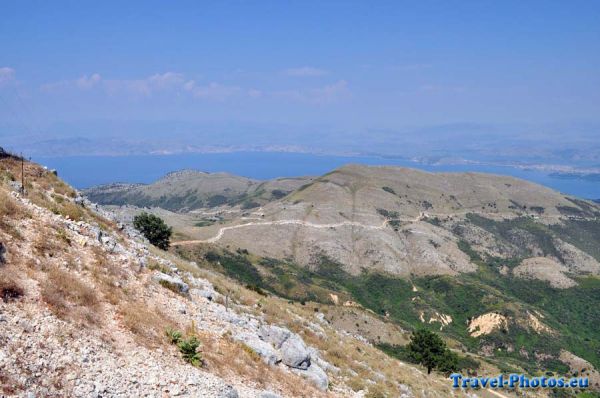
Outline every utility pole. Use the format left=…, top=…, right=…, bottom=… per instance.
left=20, top=153, right=25, bottom=195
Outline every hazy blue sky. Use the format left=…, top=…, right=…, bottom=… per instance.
left=1, top=1, right=599, bottom=143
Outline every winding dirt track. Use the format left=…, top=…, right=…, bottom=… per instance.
left=172, top=210, right=591, bottom=246
left=172, top=219, right=392, bottom=245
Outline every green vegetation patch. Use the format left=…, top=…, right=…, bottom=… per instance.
left=133, top=212, right=172, bottom=250
left=166, top=329, right=203, bottom=367
left=377, top=330, right=479, bottom=375
left=466, top=214, right=564, bottom=261
left=194, top=220, right=215, bottom=227
left=207, top=195, right=228, bottom=207
left=376, top=208, right=400, bottom=219
left=176, top=243, right=600, bottom=374
left=271, top=189, right=288, bottom=199
left=550, top=219, right=600, bottom=261
left=241, top=200, right=260, bottom=210
left=313, top=251, right=600, bottom=373
left=424, top=216, right=442, bottom=226
left=205, top=250, right=264, bottom=290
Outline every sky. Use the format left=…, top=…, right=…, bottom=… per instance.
left=1, top=0, right=599, bottom=155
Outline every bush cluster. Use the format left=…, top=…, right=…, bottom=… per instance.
left=166, top=328, right=203, bottom=367
left=133, top=212, right=172, bottom=250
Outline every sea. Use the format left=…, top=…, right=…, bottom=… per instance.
left=33, top=152, right=600, bottom=200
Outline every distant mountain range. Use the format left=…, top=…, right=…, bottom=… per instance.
left=84, top=169, right=314, bottom=211
left=3, top=121, right=599, bottom=170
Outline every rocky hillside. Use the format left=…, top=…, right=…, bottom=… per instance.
left=84, top=169, right=313, bottom=212
left=0, top=157, right=520, bottom=397
left=167, top=164, right=600, bottom=278
left=90, top=163, right=600, bottom=389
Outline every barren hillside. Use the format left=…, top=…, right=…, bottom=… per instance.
left=0, top=156, right=526, bottom=397
left=169, top=164, right=599, bottom=278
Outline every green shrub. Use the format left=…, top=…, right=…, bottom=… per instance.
left=466, top=214, right=564, bottom=261
left=376, top=343, right=414, bottom=363
left=194, top=220, right=214, bottom=227
left=204, top=251, right=221, bottom=262
left=241, top=200, right=260, bottom=209
left=165, top=328, right=182, bottom=344
left=245, top=284, right=268, bottom=296
left=203, top=251, right=265, bottom=288
left=424, top=216, right=442, bottom=226
left=457, top=240, right=482, bottom=262
left=406, top=329, right=457, bottom=374
left=456, top=355, right=480, bottom=372
left=436, top=350, right=459, bottom=374
left=271, top=189, right=288, bottom=199
left=133, top=212, right=172, bottom=250
left=166, top=329, right=202, bottom=366
left=550, top=219, right=600, bottom=261
left=376, top=208, right=399, bottom=219
left=177, top=336, right=203, bottom=367
left=207, top=195, right=227, bottom=207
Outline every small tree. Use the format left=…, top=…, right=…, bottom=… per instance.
left=407, top=329, right=457, bottom=374
left=133, top=212, right=172, bottom=250
left=165, top=329, right=203, bottom=367
left=177, top=335, right=203, bottom=367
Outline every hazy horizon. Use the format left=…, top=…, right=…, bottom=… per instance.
left=1, top=1, right=599, bottom=167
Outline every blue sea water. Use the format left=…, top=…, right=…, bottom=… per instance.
left=33, top=152, right=600, bottom=199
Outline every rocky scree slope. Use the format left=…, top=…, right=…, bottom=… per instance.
left=0, top=160, right=332, bottom=397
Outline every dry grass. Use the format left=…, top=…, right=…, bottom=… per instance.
left=0, top=168, right=16, bottom=182
left=91, top=245, right=127, bottom=278
left=0, top=157, right=75, bottom=199
left=0, top=190, right=27, bottom=239
left=347, top=376, right=366, bottom=392
left=158, top=279, right=186, bottom=295
left=88, top=245, right=131, bottom=305
left=0, top=159, right=91, bottom=227
left=57, top=202, right=84, bottom=221
left=0, top=269, right=24, bottom=303
left=147, top=259, right=171, bottom=274
left=27, top=189, right=54, bottom=211
left=119, top=301, right=175, bottom=348
left=41, top=267, right=100, bottom=326
left=250, top=294, right=426, bottom=397
left=55, top=228, right=72, bottom=246
left=88, top=211, right=119, bottom=234
left=158, top=248, right=265, bottom=309
left=198, top=331, right=327, bottom=398
left=0, top=190, right=22, bottom=218
left=32, top=229, right=63, bottom=259
left=52, top=179, right=76, bottom=198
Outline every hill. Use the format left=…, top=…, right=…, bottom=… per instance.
left=170, top=164, right=600, bottom=277
left=83, top=169, right=313, bottom=212
left=90, top=164, right=600, bottom=386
